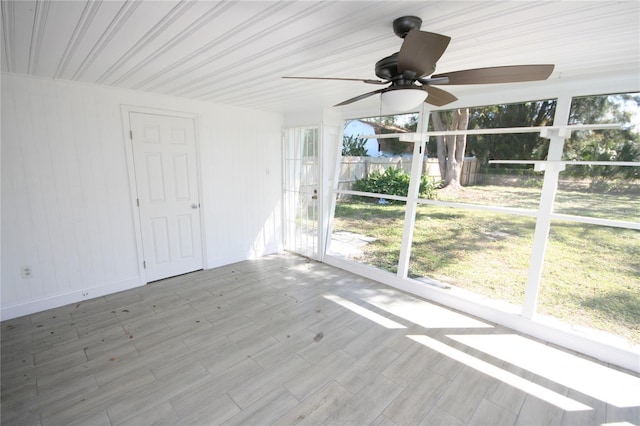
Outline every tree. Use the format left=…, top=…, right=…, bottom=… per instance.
left=427, top=94, right=638, bottom=190
left=427, top=100, right=557, bottom=186
left=566, top=93, right=639, bottom=180
left=432, top=108, right=469, bottom=190
left=466, top=100, right=555, bottom=164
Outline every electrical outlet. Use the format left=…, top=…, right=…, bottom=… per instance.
left=21, top=266, right=32, bottom=279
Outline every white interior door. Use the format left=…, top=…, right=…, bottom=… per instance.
left=129, top=112, right=203, bottom=282
left=283, top=127, right=320, bottom=259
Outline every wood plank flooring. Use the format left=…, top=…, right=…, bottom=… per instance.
left=2, top=253, right=639, bottom=425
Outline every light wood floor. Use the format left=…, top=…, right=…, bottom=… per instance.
left=2, top=253, right=639, bottom=425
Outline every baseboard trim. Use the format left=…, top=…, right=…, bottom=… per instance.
left=1, top=277, right=144, bottom=321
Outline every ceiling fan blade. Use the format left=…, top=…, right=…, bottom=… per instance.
left=430, top=64, right=555, bottom=85
left=398, top=30, right=451, bottom=77
left=422, top=85, right=458, bottom=107
left=334, top=88, right=387, bottom=107
left=282, top=76, right=388, bottom=85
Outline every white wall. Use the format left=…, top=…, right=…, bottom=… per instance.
left=1, top=73, right=283, bottom=319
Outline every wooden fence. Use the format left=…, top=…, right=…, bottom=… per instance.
left=337, top=156, right=479, bottom=193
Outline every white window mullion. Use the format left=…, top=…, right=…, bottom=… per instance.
left=522, top=96, right=572, bottom=318
left=321, top=126, right=344, bottom=261
left=396, top=112, right=429, bottom=278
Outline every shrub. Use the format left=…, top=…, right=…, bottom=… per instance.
left=342, top=135, right=369, bottom=156
left=353, top=167, right=439, bottom=200
left=420, top=174, right=440, bottom=200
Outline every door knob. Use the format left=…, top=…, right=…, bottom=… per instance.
left=191, top=203, right=199, bottom=209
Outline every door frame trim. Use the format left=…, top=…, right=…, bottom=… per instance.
left=120, top=105, right=206, bottom=284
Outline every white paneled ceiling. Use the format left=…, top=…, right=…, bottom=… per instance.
left=2, top=1, right=639, bottom=114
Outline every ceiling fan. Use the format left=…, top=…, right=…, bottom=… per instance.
left=283, top=16, right=554, bottom=111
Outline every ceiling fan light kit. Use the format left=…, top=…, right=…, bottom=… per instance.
left=380, top=87, right=427, bottom=111
left=283, top=16, right=554, bottom=111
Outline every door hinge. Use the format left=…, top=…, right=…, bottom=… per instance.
left=419, top=145, right=422, bottom=154
left=143, top=261, right=146, bottom=269
left=129, top=130, right=133, bottom=140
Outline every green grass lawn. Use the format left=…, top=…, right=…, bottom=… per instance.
left=332, top=184, right=640, bottom=345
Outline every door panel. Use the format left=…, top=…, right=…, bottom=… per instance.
left=151, top=217, right=171, bottom=263
left=177, top=214, right=194, bottom=258
left=145, top=153, right=166, bottom=201
left=130, top=112, right=203, bottom=282
left=172, top=153, right=190, bottom=200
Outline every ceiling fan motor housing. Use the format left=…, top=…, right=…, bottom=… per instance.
left=375, top=53, right=399, bottom=80
left=375, top=52, right=435, bottom=84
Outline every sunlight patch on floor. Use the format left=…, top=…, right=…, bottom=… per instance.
left=323, top=294, right=406, bottom=329
left=362, top=293, right=493, bottom=329
left=448, top=334, right=640, bottom=408
left=408, top=335, right=592, bottom=412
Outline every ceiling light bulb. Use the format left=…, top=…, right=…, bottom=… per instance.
left=380, top=88, right=427, bottom=111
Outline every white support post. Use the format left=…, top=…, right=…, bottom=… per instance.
left=521, top=96, right=572, bottom=318
left=396, top=113, right=429, bottom=278
left=320, top=122, right=343, bottom=261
